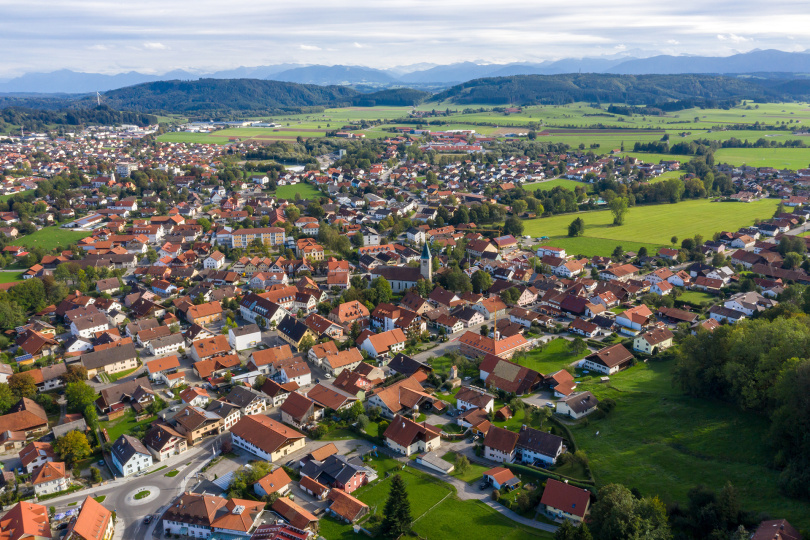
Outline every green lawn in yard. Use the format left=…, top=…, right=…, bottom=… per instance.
left=439, top=422, right=464, bottom=434
left=0, top=272, right=24, bottom=284
left=517, top=338, right=580, bottom=374
left=100, top=411, right=156, bottom=442
left=107, top=364, right=141, bottom=382
left=436, top=386, right=462, bottom=406
left=677, top=290, right=717, bottom=306
left=526, top=198, right=779, bottom=257
left=16, top=227, right=92, bottom=251
left=363, top=422, right=380, bottom=438
left=322, top=428, right=360, bottom=440
left=355, top=466, right=453, bottom=521
left=272, top=183, right=322, bottom=200
left=429, top=356, right=478, bottom=378
left=443, top=451, right=490, bottom=483
left=412, top=498, right=552, bottom=540
left=570, top=360, right=810, bottom=529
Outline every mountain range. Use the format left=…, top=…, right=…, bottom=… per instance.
left=3, top=49, right=810, bottom=95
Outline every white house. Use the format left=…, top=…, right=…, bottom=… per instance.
left=359, top=328, right=407, bottom=361
left=147, top=333, right=185, bottom=356
left=70, top=313, right=111, bottom=339
left=230, top=415, right=306, bottom=463
left=228, top=324, right=262, bottom=351
left=556, top=392, right=599, bottom=419
left=204, top=251, right=226, bottom=270
left=32, top=462, right=69, bottom=496
left=111, top=435, right=153, bottom=477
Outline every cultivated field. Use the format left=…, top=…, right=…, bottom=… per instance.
left=571, top=360, right=810, bottom=529
left=525, top=198, right=779, bottom=257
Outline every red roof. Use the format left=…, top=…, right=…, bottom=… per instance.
left=540, top=479, right=591, bottom=518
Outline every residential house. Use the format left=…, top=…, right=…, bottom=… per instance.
left=383, top=414, right=442, bottom=456
left=110, top=435, right=153, bottom=477
left=230, top=415, right=306, bottom=462
left=556, top=391, right=599, bottom=419
left=581, top=344, right=634, bottom=375
left=633, top=328, right=674, bottom=355
left=540, top=479, right=591, bottom=523
left=32, top=462, right=69, bottom=496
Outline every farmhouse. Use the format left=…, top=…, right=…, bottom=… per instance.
left=582, top=344, right=634, bottom=375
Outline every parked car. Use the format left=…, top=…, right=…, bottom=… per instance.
left=143, top=515, right=153, bottom=524
left=479, top=482, right=488, bottom=490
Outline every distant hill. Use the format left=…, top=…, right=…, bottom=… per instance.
left=5, top=49, right=810, bottom=93
left=93, top=79, right=429, bottom=113
left=433, top=73, right=781, bottom=106
left=272, top=65, right=399, bottom=85
left=608, top=49, right=810, bottom=75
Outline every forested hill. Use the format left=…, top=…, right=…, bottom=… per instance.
left=96, top=79, right=430, bottom=113
left=432, top=73, right=784, bottom=106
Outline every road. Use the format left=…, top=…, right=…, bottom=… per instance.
left=45, top=434, right=227, bottom=539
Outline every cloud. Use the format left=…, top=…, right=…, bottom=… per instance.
left=667, top=39, right=680, bottom=45
left=717, top=33, right=751, bottom=43
left=299, top=44, right=321, bottom=51
left=143, top=42, right=168, bottom=50
left=353, top=42, right=365, bottom=48
left=87, top=44, right=108, bottom=51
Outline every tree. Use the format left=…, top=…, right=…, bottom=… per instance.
left=298, top=334, right=316, bottom=354
left=65, top=381, right=97, bottom=413
left=471, top=270, right=493, bottom=294
left=608, top=197, right=629, bottom=226
left=783, top=252, right=803, bottom=270
left=556, top=520, right=592, bottom=540
left=9, top=373, right=37, bottom=400
left=589, top=484, right=671, bottom=540
left=671, top=236, right=678, bottom=246
left=63, top=365, right=87, bottom=384
left=568, top=217, right=585, bottom=237
left=569, top=337, right=588, bottom=357
left=503, top=216, right=524, bottom=237
left=373, top=277, right=393, bottom=304
left=197, top=217, right=212, bottom=232
left=511, top=199, right=527, bottom=215
left=611, top=245, right=624, bottom=261
left=454, top=454, right=470, bottom=475
left=54, top=431, right=92, bottom=466
left=0, top=384, right=14, bottom=414
left=90, top=466, right=102, bottom=484
left=381, top=474, right=412, bottom=538
left=146, top=247, right=159, bottom=264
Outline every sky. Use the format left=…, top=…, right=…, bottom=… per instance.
left=2, top=0, right=810, bottom=78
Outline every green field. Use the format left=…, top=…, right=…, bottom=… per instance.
left=714, top=147, right=810, bottom=169
left=517, top=338, right=581, bottom=374
left=523, top=178, right=589, bottom=193
left=570, top=360, right=810, bottom=529
left=100, top=411, right=156, bottom=442
left=17, top=227, right=92, bottom=251
left=0, top=271, right=24, bottom=283
left=526, top=198, right=779, bottom=257
left=273, top=183, right=323, bottom=200
left=443, top=451, right=490, bottom=483
left=677, top=290, right=716, bottom=306
left=318, top=455, right=550, bottom=540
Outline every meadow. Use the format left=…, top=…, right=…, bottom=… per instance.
left=17, top=227, right=92, bottom=251
left=154, top=100, right=810, bottom=169
left=525, top=198, right=779, bottom=257
left=515, top=338, right=582, bottom=374
left=316, top=455, right=552, bottom=540
left=273, top=183, right=322, bottom=200
left=570, top=360, right=810, bottom=529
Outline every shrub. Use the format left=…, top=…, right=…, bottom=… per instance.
left=492, top=489, right=501, bottom=501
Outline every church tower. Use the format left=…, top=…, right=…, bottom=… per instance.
left=420, top=242, right=432, bottom=281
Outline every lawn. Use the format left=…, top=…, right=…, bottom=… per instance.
left=272, top=183, right=322, bottom=200
left=0, top=271, right=24, bottom=283
left=526, top=198, right=779, bottom=257
left=570, top=360, right=810, bottom=529
left=355, top=465, right=453, bottom=522
left=107, top=365, right=141, bottom=382
left=93, top=496, right=106, bottom=503
left=100, top=411, right=156, bottom=442
left=17, top=227, right=92, bottom=251
left=443, top=451, right=490, bottom=483
left=165, top=469, right=180, bottom=477
left=677, top=290, right=716, bottom=306
left=412, top=498, right=552, bottom=540
left=516, top=338, right=580, bottom=374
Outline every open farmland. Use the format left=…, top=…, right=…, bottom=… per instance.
left=525, top=198, right=779, bottom=257
left=570, top=360, right=810, bottom=529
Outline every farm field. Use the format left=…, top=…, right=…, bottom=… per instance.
left=713, top=147, right=810, bottom=169
left=525, top=198, right=779, bottom=257
left=17, top=227, right=92, bottom=251
left=570, top=360, right=810, bottom=529
left=272, top=183, right=322, bottom=200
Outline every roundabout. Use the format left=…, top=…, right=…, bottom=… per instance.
left=125, top=486, right=160, bottom=506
